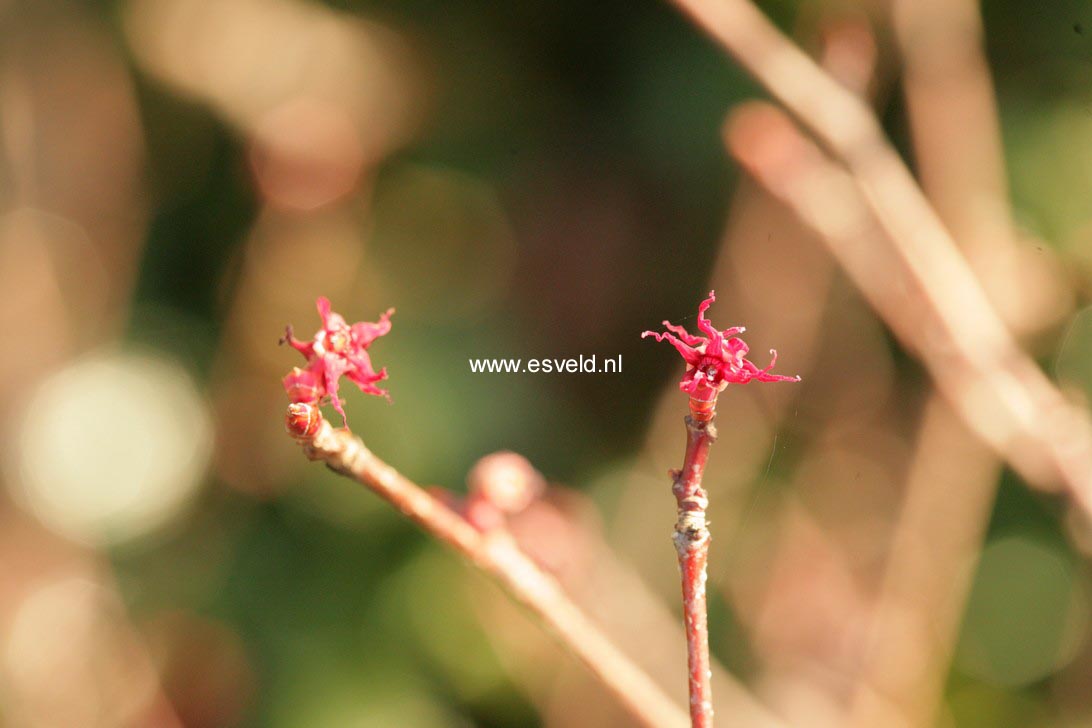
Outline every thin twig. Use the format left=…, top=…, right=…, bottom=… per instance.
left=644, top=294, right=799, bottom=727
left=669, top=0, right=1092, bottom=513
left=672, top=413, right=717, bottom=727
left=466, top=483, right=790, bottom=727
left=697, top=26, right=874, bottom=719
left=284, top=403, right=689, bottom=728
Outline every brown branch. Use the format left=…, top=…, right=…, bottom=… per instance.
left=284, top=403, right=690, bottom=728
left=670, top=0, right=1092, bottom=511
left=847, top=3, right=1047, bottom=725
left=849, top=397, right=997, bottom=728
left=723, top=95, right=1092, bottom=501
left=467, top=481, right=789, bottom=727
left=891, top=0, right=1068, bottom=332
left=892, top=0, right=1013, bottom=261
left=671, top=413, right=717, bottom=727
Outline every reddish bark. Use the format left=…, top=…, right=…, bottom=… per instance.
left=645, top=292, right=800, bottom=726
left=672, top=414, right=716, bottom=727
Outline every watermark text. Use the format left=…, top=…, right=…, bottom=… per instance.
left=469, top=355, right=622, bottom=374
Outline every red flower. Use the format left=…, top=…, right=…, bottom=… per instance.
left=282, top=297, right=394, bottom=425
left=642, top=290, right=799, bottom=408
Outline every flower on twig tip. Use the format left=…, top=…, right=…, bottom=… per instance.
left=642, top=290, right=799, bottom=408
left=281, top=296, right=393, bottom=425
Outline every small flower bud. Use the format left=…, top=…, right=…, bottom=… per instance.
left=467, top=452, right=546, bottom=515
left=285, top=402, right=321, bottom=440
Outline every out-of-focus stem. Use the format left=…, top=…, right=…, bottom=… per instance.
left=672, top=403, right=718, bottom=727
left=893, top=0, right=1012, bottom=262
left=849, top=398, right=997, bottom=728
left=891, top=0, right=1066, bottom=333
left=284, top=403, right=689, bottom=728
left=669, top=0, right=1092, bottom=510
left=720, top=97, right=1092, bottom=512
left=846, top=3, right=1035, bottom=725
left=478, top=489, right=790, bottom=728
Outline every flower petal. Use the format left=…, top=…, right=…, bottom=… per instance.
left=695, top=291, right=719, bottom=340
left=661, top=320, right=705, bottom=347
left=283, top=297, right=395, bottom=427
left=351, top=308, right=394, bottom=348
left=642, top=330, right=703, bottom=366
left=281, top=325, right=315, bottom=358
left=316, top=296, right=332, bottom=326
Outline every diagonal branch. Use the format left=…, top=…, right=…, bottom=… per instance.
left=721, top=99, right=1092, bottom=508
left=846, top=2, right=1062, bottom=725
left=283, top=403, right=690, bottom=728
left=669, top=0, right=1092, bottom=511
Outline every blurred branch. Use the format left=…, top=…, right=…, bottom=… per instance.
left=891, top=0, right=1010, bottom=259
left=721, top=100, right=1092, bottom=506
left=845, top=3, right=1030, bottom=726
left=283, top=404, right=689, bottom=728
left=817, top=16, right=877, bottom=99
left=845, top=1, right=1080, bottom=723
left=667, top=0, right=1092, bottom=507
left=890, top=0, right=1068, bottom=332
left=849, top=398, right=997, bottom=728
left=472, top=485, right=790, bottom=727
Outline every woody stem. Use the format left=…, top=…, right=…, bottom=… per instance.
left=673, top=404, right=716, bottom=727
left=285, top=404, right=689, bottom=728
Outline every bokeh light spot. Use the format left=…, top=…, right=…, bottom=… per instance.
left=249, top=97, right=365, bottom=211
left=3, top=576, right=158, bottom=726
left=8, top=352, right=213, bottom=545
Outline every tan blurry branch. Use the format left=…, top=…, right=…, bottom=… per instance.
left=667, top=0, right=1092, bottom=512
left=283, top=404, right=689, bottom=728
left=846, top=2, right=1041, bottom=726
left=721, top=99, right=1092, bottom=506
left=472, top=486, right=791, bottom=727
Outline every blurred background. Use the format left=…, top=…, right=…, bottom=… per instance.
left=3, top=0, right=1092, bottom=725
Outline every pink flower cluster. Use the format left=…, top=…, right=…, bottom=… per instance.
left=642, top=290, right=799, bottom=407
left=282, top=297, right=393, bottom=425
